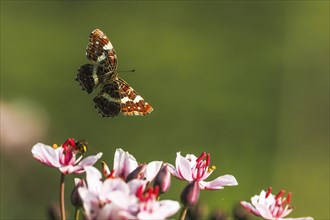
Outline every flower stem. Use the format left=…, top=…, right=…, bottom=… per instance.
left=179, top=206, right=188, bottom=220
left=74, top=207, right=80, bottom=220
left=60, top=173, right=66, bottom=220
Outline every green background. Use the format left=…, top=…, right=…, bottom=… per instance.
left=1, top=1, right=328, bottom=219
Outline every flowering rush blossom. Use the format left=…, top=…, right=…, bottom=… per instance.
left=31, top=138, right=102, bottom=174
left=78, top=166, right=180, bottom=220
left=240, top=187, right=314, bottom=220
left=102, top=148, right=162, bottom=182
left=167, top=152, right=238, bottom=190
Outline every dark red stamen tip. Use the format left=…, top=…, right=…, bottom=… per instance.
left=275, top=190, right=285, bottom=200
left=286, top=192, right=292, bottom=204
left=196, top=152, right=206, bottom=163
left=266, top=187, right=272, bottom=198
left=206, top=153, right=210, bottom=166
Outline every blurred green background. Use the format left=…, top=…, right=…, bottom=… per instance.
left=1, top=1, right=328, bottom=219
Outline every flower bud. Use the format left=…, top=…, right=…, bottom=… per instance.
left=71, top=178, right=85, bottom=207
left=101, top=161, right=111, bottom=178
left=180, top=181, right=200, bottom=207
left=126, top=163, right=147, bottom=182
left=154, top=164, right=171, bottom=194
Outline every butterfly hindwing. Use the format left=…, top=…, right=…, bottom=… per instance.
left=117, top=78, right=153, bottom=116
left=76, top=64, right=108, bottom=94
left=93, top=80, right=121, bottom=117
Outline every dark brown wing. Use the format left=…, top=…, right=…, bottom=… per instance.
left=75, top=64, right=108, bottom=94
left=93, top=80, right=121, bottom=117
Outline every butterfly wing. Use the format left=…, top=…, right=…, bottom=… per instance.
left=93, top=80, right=122, bottom=117
left=93, top=78, right=153, bottom=117
left=86, top=29, right=118, bottom=73
left=76, top=29, right=118, bottom=93
left=117, top=78, right=153, bottom=116
left=76, top=64, right=108, bottom=94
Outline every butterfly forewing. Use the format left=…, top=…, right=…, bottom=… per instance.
left=86, top=29, right=118, bottom=74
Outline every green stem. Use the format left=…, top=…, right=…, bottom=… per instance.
left=60, top=173, right=66, bottom=220
left=179, top=206, right=188, bottom=220
left=74, top=207, right=80, bottom=220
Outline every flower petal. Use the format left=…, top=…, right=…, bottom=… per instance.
left=77, top=153, right=102, bottom=168
left=166, top=163, right=183, bottom=179
left=240, top=201, right=260, bottom=216
left=176, top=152, right=193, bottom=181
left=200, top=174, right=238, bottom=190
left=113, top=148, right=138, bottom=178
left=144, top=161, right=163, bottom=182
left=137, top=200, right=180, bottom=220
left=31, top=143, right=61, bottom=168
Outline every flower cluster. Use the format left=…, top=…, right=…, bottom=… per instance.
left=32, top=138, right=313, bottom=220
left=241, top=187, right=313, bottom=220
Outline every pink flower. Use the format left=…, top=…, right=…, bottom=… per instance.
left=167, top=152, right=238, bottom=190
left=104, top=148, right=162, bottom=182
left=31, top=141, right=102, bottom=174
left=240, top=187, right=314, bottom=220
left=78, top=166, right=180, bottom=220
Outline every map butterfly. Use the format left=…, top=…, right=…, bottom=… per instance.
left=76, top=29, right=153, bottom=117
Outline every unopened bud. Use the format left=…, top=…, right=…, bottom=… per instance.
left=126, top=164, right=147, bottom=182
left=154, top=164, right=171, bottom=193
left=101, top=161, right=111, bottom=178
left=180, top=181, right=200, bottom=207
left=71, top=178, right=85, bottom=207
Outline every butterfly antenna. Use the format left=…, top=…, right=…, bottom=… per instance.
left=119, top=69, right=135, bottom=73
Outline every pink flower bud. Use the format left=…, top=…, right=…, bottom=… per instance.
left=154, top=164, right=171, bottom=193
left=181, top=181, right=200, bottom=207
left=71, top=178, right=85, bottom=207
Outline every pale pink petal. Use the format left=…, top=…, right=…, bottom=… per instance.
left=98, top=203, right=125, bottom=220
left=59, top=165, right=75, bottom=174
left=77, top=153, right=102, bottom=168
left=144, top=161, right=162, bottom=182
left=113, top=148, right=138, bottom=178
left=283, top=218, right=314, bottom=220
left=101, top=178, right=130, bottom=202
left=240, top=201, right=260, bottom=216
left=78, top=187, right=101, bottom=219
left=137, top=200, right=180, bottom=220
left=166, top=163, right=183, bottom=179
left=176, top=153, right=193, bottom=181
left=200, top=174, right=238, bottom=190
left=184, top=154, right=198, bottom=166
left=31, top=143, right=61, bottom=167
left=128, top=179, right=147, bottom=195
left=279, top=206, right=293, bottom=218
left=84, top=166, right=102, bottom=195
left=199, top=168, right=214, bottom=181
left=254, top=202, right=274, bottom=219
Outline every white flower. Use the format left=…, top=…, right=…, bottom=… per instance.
left=167, top=152, right=238, bottom=190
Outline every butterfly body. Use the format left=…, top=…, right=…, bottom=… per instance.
left=76, top=29, right=153, bottom=117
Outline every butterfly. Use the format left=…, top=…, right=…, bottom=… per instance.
left=76, top=29, right=153, bottom=117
